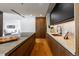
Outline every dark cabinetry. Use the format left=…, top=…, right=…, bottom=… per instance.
left=50, top=3, right=74, bottom=25
left=8, top=34, right=35, bottom=56
left=0, top=11, right=3, bottom=36
left=46, top=34, right=74, bottom=56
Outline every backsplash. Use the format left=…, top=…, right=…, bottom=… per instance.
left=53, top=21, right=75, bottom=38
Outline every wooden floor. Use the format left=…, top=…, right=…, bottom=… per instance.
left=31, top=38, right=53, bottom=56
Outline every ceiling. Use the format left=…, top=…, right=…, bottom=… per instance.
left=0, top=3, right=50, bottom=17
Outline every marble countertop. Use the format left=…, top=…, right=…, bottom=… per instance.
left=47, top=32, right=75, bottom=55
left=0, top=32, right=34, bottom=56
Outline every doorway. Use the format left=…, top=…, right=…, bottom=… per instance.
left=36, top=17, right=46, bottom=38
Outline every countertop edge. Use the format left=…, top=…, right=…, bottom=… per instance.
left=0, top=33, right=35, bottom=56
left=47, top=32, right=75, bottom=55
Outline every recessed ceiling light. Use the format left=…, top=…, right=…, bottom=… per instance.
left=40, top=14, right=42, bottom=16
left=30, top=14, right=32, bottom=16
left=21, top=3, right=24, bottom=6
left=39, top=3, right=43, bottom=5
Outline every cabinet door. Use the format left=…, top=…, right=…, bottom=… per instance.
left=46, top=34, right=73, bottom=56
left=51, top=37, right=62, bottom=56
left=46, top=34, right=60, bottom=56
left=46, top=34, right=54, bottom=54
left=61, top=47, right=74, bottom=56
left=46, top=35, right=59, bottom=56
left=24, top=34, right=35, bottom=56
left=9, top=43, right=27, bottom=56
left=9, top=39, right=31, bottom=56
left=9, top=34, right=35, bottom=56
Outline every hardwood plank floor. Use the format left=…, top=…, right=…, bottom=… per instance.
left=31, top=38, right=53, bottom=56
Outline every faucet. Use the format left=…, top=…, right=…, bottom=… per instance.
left=57, top=26, right=62, bottom=35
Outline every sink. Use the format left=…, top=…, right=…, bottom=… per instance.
left=52, top=34, right=62, bottom=36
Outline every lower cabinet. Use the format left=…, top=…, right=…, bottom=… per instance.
left=8, top=34, right=35, bottom=56
left=46, top=34, right=74, bottom=56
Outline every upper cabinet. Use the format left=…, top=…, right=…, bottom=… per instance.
left=50, top=3, right=74, bottom=25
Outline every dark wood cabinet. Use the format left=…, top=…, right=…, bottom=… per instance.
left=0, top=11, right=3, bottom=36
left=46, top=34, right=61, bottom=56
left=8, top=34, right=35, bottom=56
left=50, top=3, right=74, bottom=25
left=46, top=34, right=74, bottom=56
left=61, top=48, right=73, bottom=56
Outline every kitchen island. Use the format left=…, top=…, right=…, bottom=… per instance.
left=0, top=32, right=35, bottom=56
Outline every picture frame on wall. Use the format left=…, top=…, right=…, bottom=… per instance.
left=7, top=25, right=15, bottom=29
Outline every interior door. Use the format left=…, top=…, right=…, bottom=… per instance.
left=36, top=17, right=46, bottom=38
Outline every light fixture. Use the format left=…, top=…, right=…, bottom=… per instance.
left=39, top=3, right=43, bottom=6
left=11, top=9, right=25, bottom=18
left=30, top=14, right=32, bottom=16
left=40, top=14, right=42, bottom=17
left=21, top=3, right=24, bottom=6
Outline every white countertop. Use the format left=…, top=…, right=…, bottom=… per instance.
left=47, top=32, right=75, bottom=55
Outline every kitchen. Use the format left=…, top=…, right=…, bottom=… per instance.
left=0, top=3, right=79, bottom=56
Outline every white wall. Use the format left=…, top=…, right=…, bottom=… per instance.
left=46, top=13, right=50, bottom=32
left=50, top=21, right=75, bottom=40
left=3, top=12, right=36, bottom=35
left=20, top=16, right=35, bottom=32
left=3, top=13, right=21, bottom=36
left=54, top=20, right=75, bottom=36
